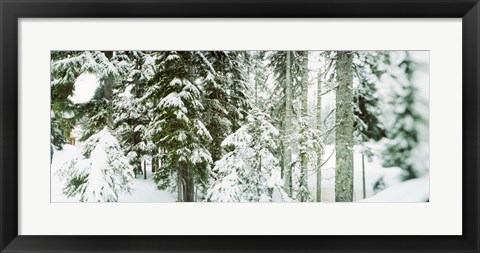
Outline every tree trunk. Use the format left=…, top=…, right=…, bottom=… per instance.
left=283, top=51, right=293, bottom=196
left=177, top=170, right=183, bottom=202
left=362, top=153, right=366, bottom=199
left=300, top=51, right=309, bottom=201
left=258, top=153, right=262, bottom=188
left=177, top=54, right=196, bottom=203
left=186, top=169, right=194, bottom=202
left=137, top=160, right=143, bottom=175
left=103, top=51, right=114, bottom=128
left=254, top=70, right=258, bottom=106
left=151, top=157, right=155, bottom=173
left=104, top=76, right=113, bottom=101
left=152, top=156, right=158, bottom=173
left=335, top=51, right=354, bottom=202
left=316, top=63, right=323, bottom=202
left=143, top=160, right=147, bottom=180
left=178, top=164, right=195, bottom=202
left=280, top=142, right=285, bottom=179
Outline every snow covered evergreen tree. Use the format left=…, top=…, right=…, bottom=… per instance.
left=315, top=57, right=325, bottom=202
left=297, top=51, right=311, bottom=201
left=206, top=109, right=288, bottom=202
left=281, top=51, right=294, bottom=197
left=50, top=51, right=89, bottom=149
left=353, top=51, right=388, bottom=198
left=249, top=51, right=270, bottom=109
left=53, top=51, right=136, bottom=202
left=77, top=51, right=131, bottom=140
left=353, top=51, right=387, bottom=142
left=59, top=127, right=134, bottom=202
left=50, top=50, right=430, bottom=203
left=113, top=51, right=156, bottom=177
left=200, top=51, right=250, bottom=164
left=148, top=51, right=213, bottom=202
left=382, top=52, right=428, bottom=180
left=268, top=51, right=304, bottom=197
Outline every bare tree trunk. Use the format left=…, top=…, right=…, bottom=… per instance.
left=362, top=153, right=366, bottom=199
left=283, top=51, right=293, bottom=196
left=143, top=160, right=147, bottom=180
left=152, top=156, right=156, bottom=173
left=335, top=51, right=354, bottom=202
left=316, top=63, right=323, bottom=202
left=258, top=154, right=262, bottom=188
left=177, top=170, right=183, bottom=202
left=300, top=51, right=309, bottom=201
left=280, top=142, right=285, bottom=179
left=254, top=71, right=258, bottom=106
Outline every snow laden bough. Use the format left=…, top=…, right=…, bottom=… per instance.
left=206, top=109, right=290, bottom=202
left=58, top=127, right=134, bottom=202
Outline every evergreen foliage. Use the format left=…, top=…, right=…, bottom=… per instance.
left=207, top=109, right=288, bottom=202
left=382, top=52, right=428, bottom=180
left=51, top=50, right=429, bottom=202
left=59, top=127, right=134, bottom=202
left=50, top=51, right=85, bottom=149
left=147, top=51, right=213, bottom=201
left=353, top=51, right=388, bottom=143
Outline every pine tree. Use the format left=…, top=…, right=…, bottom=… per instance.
left=200, top=51, right=250, bottom=164
left=249, top=51, right=270, bottom=109
left=206, top=109, right=288, bottom=202
left=113, top=51, right=156, bottom=177
left=149, top=51, right=213, bottom=202
left=353, top=51, right=388, bottom=198
left=382, top=52, right=428, bottom=180
left=353, top=52, right=387, bottom=141
left=335, top=51, right=354, bottom=202
left=269, top=51, right=314, bottom=200
left=59, top=127, right=134, bottom=202
left=315, top=53, right=328, bottom=202
left=268, top=51, right=302, bottom=184
left=283, top=51, right=293, bottom=196
left=297, top=51, right=310, bottom=201
left=76, top=51, right=131, bottom=141
left=50, top=51, right=90, bottom=149
left=53, top=51, right=136, bottom=202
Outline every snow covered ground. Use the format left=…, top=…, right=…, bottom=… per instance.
left=51, top=143, right=426, bottom=202
left=51, top=144, right=81, bottom=202
left=117, top=173, right=177, bottom=203
left=51, top=144, right=176, bottom=203
left=308, top=144, right=404, bottom=202
left=359, top=176, right=429, bottom=202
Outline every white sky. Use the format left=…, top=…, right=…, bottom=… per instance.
left=69, top=73, right=99, bottom=104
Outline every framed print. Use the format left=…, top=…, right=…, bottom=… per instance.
left=1, top=0, right=479, bottom=252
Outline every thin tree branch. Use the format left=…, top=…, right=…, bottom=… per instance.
left=321, top=108, right=335, bottom=126
left=320, top=149, right=335, bottom=167
left=307, top=148, right=335, bottom=178
left=322, top=123, right=340, bottom=141
left=318, top=84, right=338, bottom=97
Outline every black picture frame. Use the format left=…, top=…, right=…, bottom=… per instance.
left=1, top=0, right=479, bottom=252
